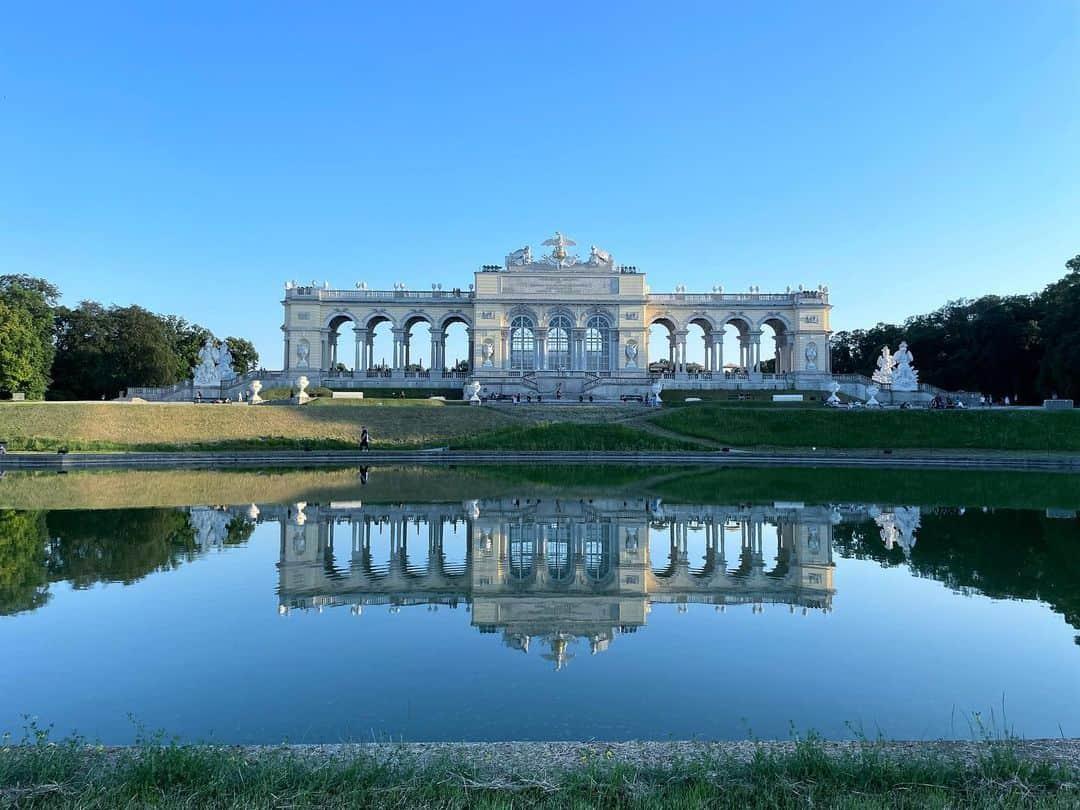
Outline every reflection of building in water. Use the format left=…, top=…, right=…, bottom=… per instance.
left=263, top=498, right=846, bottom=668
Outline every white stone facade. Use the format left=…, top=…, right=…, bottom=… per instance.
left=280, top=234, right=833, bottom=397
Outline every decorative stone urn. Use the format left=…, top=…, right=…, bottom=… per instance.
left=464, top=380, right=482, bottom=405
left=826, top=381, right=842, bottom=406
left=295, top=375, right=311, bottom=405
left=650, top=380, right=663, bottom=407
left=249, top=380, right=264, bottom=405
left=865, top=384, right=882, bottom=408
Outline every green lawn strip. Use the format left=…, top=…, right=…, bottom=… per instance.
left=450, top=422, right=701, bottom=452
left=1, top=735, right=1075, bottom=808
left=652, top=406, right=1080, bottom=451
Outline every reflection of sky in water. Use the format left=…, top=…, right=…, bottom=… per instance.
left=2, top=500, right=1079, bottom=744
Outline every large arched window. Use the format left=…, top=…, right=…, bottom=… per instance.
left=509, top=315, right=535, bottom=370
left=584, top=315, right=611, bottom=372
left=584, top=522, right=613, bottom=582
left=547, top=314, right=572, bottom=370
left=508, top=523, right=535, bottom=581
left=545, top=521, right=572, bottom=581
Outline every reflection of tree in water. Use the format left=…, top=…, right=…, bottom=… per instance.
left=44, top=509, right=197, bottom=589
left=834, top=509, right=1080, bottom=637
left=0, top=509, right=50, bottom=615
left=0, top=507, right=258, bottom=614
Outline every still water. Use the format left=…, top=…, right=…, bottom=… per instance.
left=2, top=466, right=1079, bottom=743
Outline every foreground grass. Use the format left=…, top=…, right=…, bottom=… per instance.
left=653, top=406, right=1080, bottom=451
left=2, top=735, right=1076, bottom=808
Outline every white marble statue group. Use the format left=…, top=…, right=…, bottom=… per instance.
left=192, top=337, right=237, bottom=386
left=871, top=341, right=919, bottom=392
left=506, top=232, right=614, bottom=269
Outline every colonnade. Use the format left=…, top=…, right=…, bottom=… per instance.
left=318, top=323, right=473, bottom=374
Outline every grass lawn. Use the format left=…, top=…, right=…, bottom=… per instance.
left=652, top=405, right=1080, bottom=452
left=2, top=735, right=1076, bottom=808
left=2, top=399, right=1080, bottom=454
left=0, top=400, right=513, bottom=451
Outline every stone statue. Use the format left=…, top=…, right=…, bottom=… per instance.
left=506, top=246, right=532, bottom=266
left=891, top=341, right=919, bottom=391
left=248, top=379, right=263, bottom=404
left=872, top=346, right=894, bottom=385
left=804, top=341, right=818, bottom=371
left=624, top=340, right=638, bottom=368
left=218, top=343, right=237, bottom=381
left=481, top=341, right=495, bottom=367
left=192, top=337, right=220, bottom=385
left=541, top=231, right=579, bottom=266
left=586, top=245, right=614, bottom=267
left=295, top=341, right=310, bottom=369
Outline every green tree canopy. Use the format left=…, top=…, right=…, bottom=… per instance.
left=0, top=275, right=59, bottom=398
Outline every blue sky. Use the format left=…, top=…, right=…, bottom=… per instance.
left=2, top=1, right=1077, bottom=368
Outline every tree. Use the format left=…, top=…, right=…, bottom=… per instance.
left=1038, top=255, right=1080, bottom=400
left=0, top=302, right=48, bottom=397
left=0, top=275, right=59, bottom=398
left=224, top=336, right=259, bottom=375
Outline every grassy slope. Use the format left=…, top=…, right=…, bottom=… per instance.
left=1, top=737, right=1076, bottom=808
left=652, top=406, right=1080, bottom=451
left=2, top=400, right=1080, bottom=453
left=0, top=400, right=513, bottom=450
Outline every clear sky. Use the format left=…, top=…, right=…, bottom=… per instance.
left=2, top=1, right=1077, bottom=368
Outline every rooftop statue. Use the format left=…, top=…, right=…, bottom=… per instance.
left=586, top=245, right=614, bottom=267
left=506, top=246, right=532, bottom=266
left=541, top=231, right=579, bottom=267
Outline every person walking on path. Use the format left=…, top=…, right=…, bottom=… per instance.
left=359, top=426, right=371, bottom=452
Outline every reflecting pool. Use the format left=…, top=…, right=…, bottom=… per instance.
left=2, top=466, right=1079, bottom=743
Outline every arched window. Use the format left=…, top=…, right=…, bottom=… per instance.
left=584, top=522, right=613, bottom=582
left=510, top=315, right=535, bottom=370
left=547, top=314, right=572, bottom=370
left=545, top=521, right=572, bottom=581
left=585, top=315, right=611, bottom=372
left=508, top=523, right=535, bottom=581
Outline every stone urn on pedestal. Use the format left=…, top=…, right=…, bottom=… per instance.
left=650, top=380, right=664, bottom=407
left=294, top=375, right=311, bottom=405
left=248, top=380, right=264, bottom=405
left=464, top=380, right=482, bottom=405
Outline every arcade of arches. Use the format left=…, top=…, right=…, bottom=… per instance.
left=280, top=233, right=832, bottom=397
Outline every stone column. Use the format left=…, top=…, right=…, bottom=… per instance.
left=466, top=328, right=474, bottom=374
left=320, top=330, right=330, bottom=372
left=501, top=328, right=510, bottom=370
left=391, top=328, right=405, bottom=374
left=610, top=329, right=619, bottom=372
left=355, top=329, right=368, bottom=372
left=676, top=330, right=688, bottom=375
left=572, top=329, right=585, bottom=371
left=535, top=328, right=547, bottom=371
left=283, top=335, right=291, bottom=371
left=711, top=333, right=724, bottom=375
